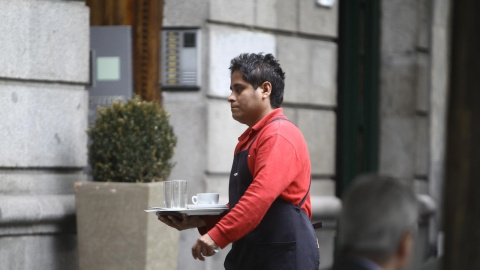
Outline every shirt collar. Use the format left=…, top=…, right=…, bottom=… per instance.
left=237, top=108, right=284, bottom=142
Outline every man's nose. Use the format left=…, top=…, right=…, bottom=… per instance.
left=227, top=93, right=235, bottom=102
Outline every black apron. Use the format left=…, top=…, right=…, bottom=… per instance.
left=224, top=118, right=320, bottom=270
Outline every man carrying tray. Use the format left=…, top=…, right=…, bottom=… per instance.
left=158, top=53, right=319, bottom=270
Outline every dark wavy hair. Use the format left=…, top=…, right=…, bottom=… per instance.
left=229, top=53, right=286, bottom=108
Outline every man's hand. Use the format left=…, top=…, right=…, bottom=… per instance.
left=157, top=213, right=206, bottom=231
left=192, top=233, right=219, bottom=261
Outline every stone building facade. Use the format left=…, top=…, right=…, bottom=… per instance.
left=162, top=1, right=340, bottom=269
left=0, top=1, right=89, bottom=269
left=0, top=0, right=450, bottom=269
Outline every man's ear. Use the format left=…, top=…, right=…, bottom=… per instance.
left=260, top=81, right=272, bottom=98
left=397, top=231, right=414, bottom=266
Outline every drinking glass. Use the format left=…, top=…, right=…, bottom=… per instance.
left=171, top=180, right=187, bottom=209
left=163, top=181, right=173, bottom=208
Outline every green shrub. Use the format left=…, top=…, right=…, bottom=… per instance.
left=88, top=96, right=177, bottom=183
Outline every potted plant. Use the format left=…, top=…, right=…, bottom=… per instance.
left=75, top=96, right=178, bottom=270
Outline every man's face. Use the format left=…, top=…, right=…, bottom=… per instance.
left=228, top=70, right=266, bottom=127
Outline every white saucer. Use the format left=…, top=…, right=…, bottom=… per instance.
left=187, top=204, right=227, bottom=209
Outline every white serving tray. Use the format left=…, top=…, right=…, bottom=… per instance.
left=145, top=205, right=228, bottom=216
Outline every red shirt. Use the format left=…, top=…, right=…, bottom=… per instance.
left=205, top=108, right=312, bottom=248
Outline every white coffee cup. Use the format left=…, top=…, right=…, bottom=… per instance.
left=191, top=193, right=219, bottom=205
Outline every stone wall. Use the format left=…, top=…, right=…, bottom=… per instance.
left=162, top=1, right=340, bottom=269
left=379, top=0, right=430, bottom=181
left=378, top=0, right=451, bottom=265
left=0, top=0, right=450, bottom=269
left=0, top=1, right=89, bottom=269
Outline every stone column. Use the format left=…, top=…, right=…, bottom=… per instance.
left=0, top=1, right=89, bottom=269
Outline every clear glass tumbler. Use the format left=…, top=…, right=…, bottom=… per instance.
left=171, top=180, right=187, bottom=209
left=163, top=180, right=173, bottom=208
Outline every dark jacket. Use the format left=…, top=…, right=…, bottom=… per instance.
left=331, top=255, right=382, bottom=270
